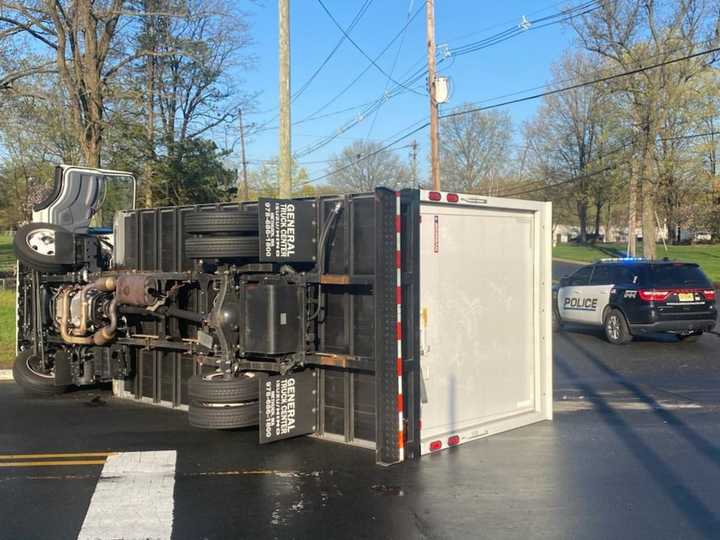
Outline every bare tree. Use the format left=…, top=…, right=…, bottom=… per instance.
left=525, top=52, right=626, bottom=242
left=328, top=140, right=411, bottom=192
left=128, top=0, right=255, bottom=205
left=439, top=106, right=513, bottom=194
left=572, top=0, right=720, bottom=258
left=0, top=1, right=129, bottom=166
left=0, top=0, right=253, bottom=172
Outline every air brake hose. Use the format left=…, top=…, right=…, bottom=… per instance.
left=308, top=201, right=343, bottom=321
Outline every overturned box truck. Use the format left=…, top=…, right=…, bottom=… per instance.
left=14, top=165, right=552, bottom=465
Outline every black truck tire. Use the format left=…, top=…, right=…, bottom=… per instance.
left=678, top=331, right=703, bottom=342
left=604, top=308, right=632, bottom=345
left=184, top=210, right=259, bottom=234
left=188, top=401, right=259, bottom=429
left=185, top=236, right=259, bottom=260
left=188, top=373, right=259, bottom=403
left=13, top=223, right=70, bottom=274
left=13, top=351, right=69, bottom=396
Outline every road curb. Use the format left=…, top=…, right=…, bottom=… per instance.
left=0, top=369, right=13, bottom=381
left=552, top=258, right=586, bottom=265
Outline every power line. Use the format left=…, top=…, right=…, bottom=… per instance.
left=302, top=44, right=720, bottom=186
left=245, top=143, right=415, bottom=167
left=293, top=0, right=374, bottom=103
left=440, top=45, right=720, bottom=121
left=448, top=1, right=600, bottom=58
left=441, top=0, right=588, bottom=44
left=317, top=0, right=423, bottom=97
left=253, top=0, right=596, bottom=148
left=500, top=165, right=617, bottom=198
left=365, top=0, right=416, bottom=141
left=297, top=2, right=427, bottom=125
left=245, top=3, right=426, bottom=146
left=498, top=129, right=720, bottom=198
left=293, top=0, right=600, bottom=159
left=302, top=123, right=430, bottom=185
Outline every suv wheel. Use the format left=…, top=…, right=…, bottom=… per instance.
left=678, top=331, right=703, bottom=343
left=604, top=309, right=632, bottom=345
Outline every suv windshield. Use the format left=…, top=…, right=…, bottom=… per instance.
left=650, top=264, right=711, bottom=288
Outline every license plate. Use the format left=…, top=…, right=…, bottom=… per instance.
left=678, top=292, right=694, bottom=302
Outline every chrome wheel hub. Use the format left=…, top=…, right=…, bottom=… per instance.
left=26, top=228, right=56, bottom=256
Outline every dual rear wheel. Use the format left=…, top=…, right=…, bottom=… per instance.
left=187, top=373, right=260, bottom=429
left=184, top=209, right=260, bottom=261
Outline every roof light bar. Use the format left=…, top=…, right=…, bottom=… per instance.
left=598, top=257, right=648, bottom=263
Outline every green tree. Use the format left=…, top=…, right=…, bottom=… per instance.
left=151, top=138, right=235, bottom=206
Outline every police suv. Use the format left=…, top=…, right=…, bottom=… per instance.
left=554, top=258, right=717, bottom=344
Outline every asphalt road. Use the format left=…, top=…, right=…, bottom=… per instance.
left=1, top=261, right=719, bottom=539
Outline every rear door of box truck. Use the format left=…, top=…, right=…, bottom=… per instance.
left=416, top=191, right=553, bottom=455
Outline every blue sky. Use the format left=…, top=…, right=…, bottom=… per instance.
left=237, top=0, right=580, bottom=182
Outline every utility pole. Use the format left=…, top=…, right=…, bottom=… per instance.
left=410, top=140, right=418, bottom=187
left=238, top=108, right=249, bottom=201
left=278, top=0, right=292, bottom=198
left=426, top=0, right=440, bottom=191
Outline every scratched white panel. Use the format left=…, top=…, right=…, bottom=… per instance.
left=78, top=451, right=176, bottom=540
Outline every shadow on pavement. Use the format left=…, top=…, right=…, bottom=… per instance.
left=564, top=333, right=720, bottom=470
left=555, top=351, right=720, bottom=538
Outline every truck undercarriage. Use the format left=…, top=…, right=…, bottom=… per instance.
left=16, top=190, right=376, bottom=428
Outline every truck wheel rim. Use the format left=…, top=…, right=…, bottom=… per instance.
left=26, top=355, right=54, bottom=379
left=608, top=316, right=620, bottom=340
left=26, top=229, right=56, bottom=256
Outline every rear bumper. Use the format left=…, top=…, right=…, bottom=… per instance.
left=630, top=319, right=717, bottom=335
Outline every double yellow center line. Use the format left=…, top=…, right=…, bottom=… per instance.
left=0, top=452, right=113, bottom=468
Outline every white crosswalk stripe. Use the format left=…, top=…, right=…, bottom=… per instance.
left=77, top=450, right=177, bottom=540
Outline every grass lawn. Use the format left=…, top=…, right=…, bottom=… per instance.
left=0, top=234, right=14, bottom=274
left=553, top=242, right=720, bottom=283
left=0, top=234, right=16, bottom=368
left=0, top=290, right=15, bottom=369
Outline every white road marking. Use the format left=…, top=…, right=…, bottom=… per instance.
left=555, top=399, right=703, bottom=412
left=0, top=369, right=13, bottom=381
left=77, top=450, right=176, bottom=540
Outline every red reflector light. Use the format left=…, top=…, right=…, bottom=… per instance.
left=638, top=289, right=670, bottom=302
left=429, top=440, right=442, bottom=452
left=428, top=191, right=442, bottom=201
left=448, top=435, right=460, bottom=446
left=704, top=290, right=716, bottom=300
left=446, top=193, right=459, bottom=203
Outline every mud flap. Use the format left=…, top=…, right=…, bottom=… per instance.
left=53, top=350, right=73, bottom=386
left=259, top=370, right=318, bottom=444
